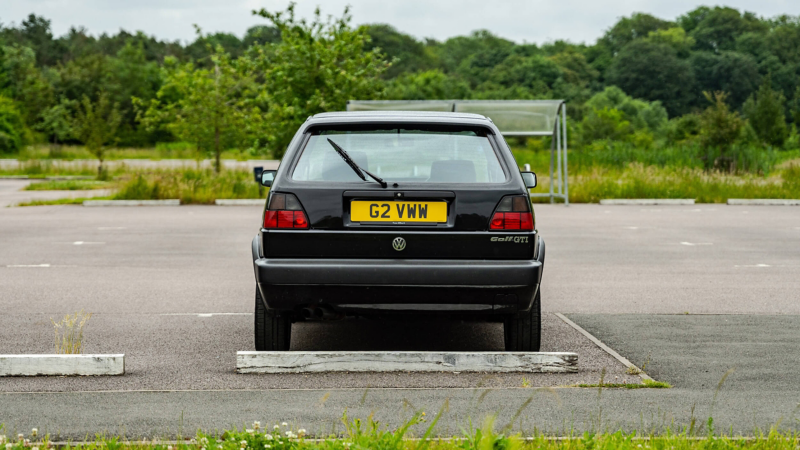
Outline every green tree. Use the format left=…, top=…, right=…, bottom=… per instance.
left=645, top=27, right=696, bottom=57
left=606, top=41, right=695, bottom=117
left=107, top=41, right=163, bottom=146
left=1, top=44, right=55, bottom=126
left=699, top=91, right=745, bottom=171
left=136, top=46, right=258, bottom=171
left=580, top=107, right=634, bottom=143
left=249, top=3, right=389, bottom=158
left=791, top=86, right=800, bottom=129
left=600, top=12, right=674, bottom=55
left=584, top=86, right=668, bottom=132
left=0, top=95, right=24, bottom=153
left=685, top=7, right=767, bottom=54
left=364, top=24, right=437, bottom=78
left=37, top=98, right=75, bottom=145
left=689, top=51, right=760, bottom=108
left=742, top=74, right=788, bottom=147
left=71, top=92, right=122, bottom=177
left=386, top=70, right=470, bottom=100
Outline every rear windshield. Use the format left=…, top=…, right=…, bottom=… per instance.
left=291, top=127, right=506, bottom=184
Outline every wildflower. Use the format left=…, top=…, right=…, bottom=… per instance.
left=246, top=430, right=254, bottom=435
left=17, top=435, right=23, bottom=442
left=253, top=422, right=261, bottom=431
left=32, top=447, right=39, bottom=450
left=421, top=412, right=426, bottom=416
left=201, top=447, right=206, bottom=450
left=273, top=425, right=280, bottom=431
left=6, top=444, right=12, bottom=450
left=168, top=446, right=173, bottom=450
left=0, top=436, right=5, bottom=445
left=297, top=429, right=306, bottom=438
left=200, top=438, right=208, bottom=445
left=30, top=431, right=37, bottom=439
left=264, top=435, right=273, bottom=441
left=265, top=446, right=271, bottom=449
left=240, top=440, right=247, bottom=448
left=281, top=422, right=288, bottom=427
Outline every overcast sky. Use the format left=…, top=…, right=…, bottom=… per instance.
left=3, top=0, right=799, bottom=45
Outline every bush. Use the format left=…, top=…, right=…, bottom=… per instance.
left=0, top=95, right=24, bottom=154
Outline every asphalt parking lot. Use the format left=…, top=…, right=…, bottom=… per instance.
left=1, top=201, right=799, bottom=437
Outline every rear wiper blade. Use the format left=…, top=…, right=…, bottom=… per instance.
left=326, top=138, right=387, bottom=188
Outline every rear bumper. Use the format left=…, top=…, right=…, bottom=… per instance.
left=253, top=237, right=545, bottom=314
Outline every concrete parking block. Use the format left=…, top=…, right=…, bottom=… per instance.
left=726, top=199, right=800, bottom=205
left=214, top=199, right=265, bottom=206
left=599, top=199, right=695, bottom=205
left=0, top=354, right=125, bottom=376
left=236, top=351, right=578, bottom=374
left=83, top=200, right=180, bottom=206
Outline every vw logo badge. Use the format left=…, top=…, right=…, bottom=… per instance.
left=392, top=237, right=406, bottom=252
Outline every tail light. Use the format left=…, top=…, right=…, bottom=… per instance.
left=263, top=193, right=309, bottom=229
left=489, top=195, right=534, bottom=231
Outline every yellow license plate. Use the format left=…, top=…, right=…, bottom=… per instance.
left=351, top=201, right=447, bottom=223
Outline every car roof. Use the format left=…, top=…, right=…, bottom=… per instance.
left=306, top=111, right=494, bottom=128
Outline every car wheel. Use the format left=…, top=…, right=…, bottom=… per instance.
left=254, top=286, right=291, bottom=351
left=504, top=289, right=541, bottom=351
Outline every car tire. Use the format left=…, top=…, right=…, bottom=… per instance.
left=504, top=289, right=541, bottom=351
left=254, top=287, right=291, bottom=351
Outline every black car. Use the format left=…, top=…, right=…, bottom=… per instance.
left=251, top=111, right=545, bottom=351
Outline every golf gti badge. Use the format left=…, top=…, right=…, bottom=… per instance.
left=251, top=111, right=545, bottom=351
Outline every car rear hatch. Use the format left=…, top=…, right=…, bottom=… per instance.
left=263, top=186, right=534, bottom=260
left=261, top=123, right=536, bottom=260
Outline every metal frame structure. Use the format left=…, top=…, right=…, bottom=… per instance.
left=346, top=100, right=569, bottom=204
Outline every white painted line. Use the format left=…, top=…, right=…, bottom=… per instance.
left=83, top=200, right=180, bottom=206
left=159, top=313, right=252, bottom=317
left=554, top=313, right=653, bottom=382
left=735, top=264, right=771, bottom=267
left=236, top=351, right=578, bottom=374
left=0, top=354, right=124, bottom=376
left=680, top=242, right=712, bottom=246
left=727, top=199, right=800, bottom=206
left=97, top=227, right=126, bottom=230
left=214, top=199, right=265, bottom=206
left=6, top=264, right=50, bottom=268
left=623, top=226, right=639, bottom=230
left=72, top=241, right=105, bottom=245
left=599, top=199, right=695, bottom=205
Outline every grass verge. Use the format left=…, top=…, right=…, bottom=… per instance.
left=24, top=180, right=112, bottom=190
left=15, top=197, right=109, bottom=207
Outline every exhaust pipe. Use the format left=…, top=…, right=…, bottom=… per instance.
left=313, top=304, right=343, bottom=320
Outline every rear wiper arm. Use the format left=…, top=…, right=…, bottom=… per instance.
left=326, top=138, right=387, bottom=188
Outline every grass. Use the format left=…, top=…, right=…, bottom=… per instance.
left=574, top=379, right=672, bottom=389
left=530, top=163, right=800, bottom=203
left=0, top=411, right=797, bottom=450
left=13, top=143, right=264, bottom=161
left=23, top=179, right=112, bottom=190
left=113, top=168, right=266, bottom=204
left=50, top=310, right=92, bottom=354
left=6, top=143, right=800, bottom=204
left=14, top=197, right=108, bottom=207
